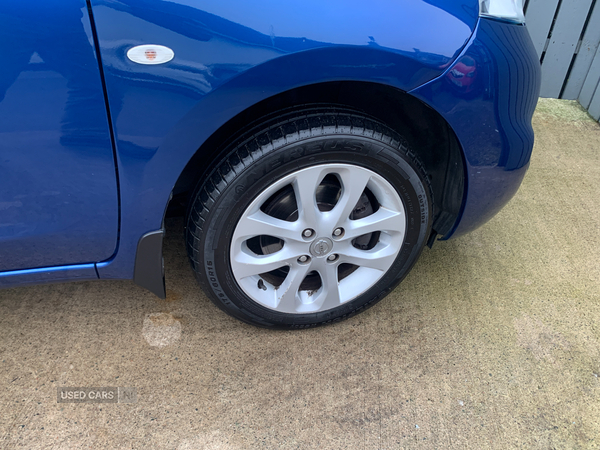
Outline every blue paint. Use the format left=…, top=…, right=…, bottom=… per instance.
left=90, top=0, right=478, bottom=279
left=0, top=264, right=98, bottom=288
left=411, top=19, right=541, bottom=238
left=0, top=0, right=540, bottom=291
left=0, top=0, right=119, bottom=271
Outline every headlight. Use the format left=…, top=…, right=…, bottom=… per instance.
left=479, top=0, right=525, bottom=24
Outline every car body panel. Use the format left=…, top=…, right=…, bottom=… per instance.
left=0, top=0, right=541, bottom=294
left=89, top=0, right=478, bottom=279
left=0, top=0, right=119, bottom=272
left=410, top=19, right=541, bottom=238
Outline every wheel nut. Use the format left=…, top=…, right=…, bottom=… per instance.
left=333, top=228, right=344, bottom=237
left=298, top=255, right=309, bottom=263
left=303, top=229, right=314, bottom=238
left=327, top=254, right=338, bottom=262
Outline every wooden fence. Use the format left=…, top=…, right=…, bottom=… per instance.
left=525, top=0, right=600, bottom=120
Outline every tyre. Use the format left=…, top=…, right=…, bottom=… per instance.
left=186, top=107, right=432, bottom=329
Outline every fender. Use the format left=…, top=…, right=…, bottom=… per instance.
left=90, top=0, right=479, bottom=285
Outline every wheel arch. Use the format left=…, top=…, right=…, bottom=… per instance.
left=169, top=80, right=466, bottom=238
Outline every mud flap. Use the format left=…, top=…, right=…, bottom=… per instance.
left=133, top=230, right=166, bottom=299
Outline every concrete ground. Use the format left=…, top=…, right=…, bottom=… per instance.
left=1, top=99, right=600, bottom=449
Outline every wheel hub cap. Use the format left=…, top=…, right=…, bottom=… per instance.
left=310, top=237, right=334, bottom=258
left=230, top=163, right=406, bottom=314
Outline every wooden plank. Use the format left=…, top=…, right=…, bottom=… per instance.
left=589, top=86, right=600, bottom=120
left=579, top=44, right=600, bottom=108
left=562, top=4, right=600, bottom=99
left=540, top=0, right=594, bottom=98
left=525, top=0, right=560, bottom=58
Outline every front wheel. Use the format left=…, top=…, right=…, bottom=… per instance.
left=186, top=108, right=432, bottom=329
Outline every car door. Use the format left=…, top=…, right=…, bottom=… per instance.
left=0, top=0, right=118, bottom=271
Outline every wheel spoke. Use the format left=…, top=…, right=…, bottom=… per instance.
left=317, top=262, right=342, bottom=311
left=338, top=245, right=399, bottom=272
left=235, top=210, right=302, bottom=242
left=276, top=264, right=312, bottom=311
left=343, top=208, right=403, bottom=240
left=327, top=168, right=372, bottom=227
left=292, top=168, right=324, bottom=225
left=232, top=250, right=297, bottom=279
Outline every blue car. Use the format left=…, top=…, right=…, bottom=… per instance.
left=0, top=0, right=540, bottom=328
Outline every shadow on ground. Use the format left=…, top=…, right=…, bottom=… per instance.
left=1, top=100, right=599, bottom=449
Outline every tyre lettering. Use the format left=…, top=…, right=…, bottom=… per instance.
left=418, top=194, right=427, bottom=224
left=307, top=143, right=322, bottom=154
left=290, top=146, right=306, bottom=158
left=268, top=155, right=285, bottom=171
left=206, top=260, right=225, bottom=294
left=326, top=140, right=363, bottom=152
